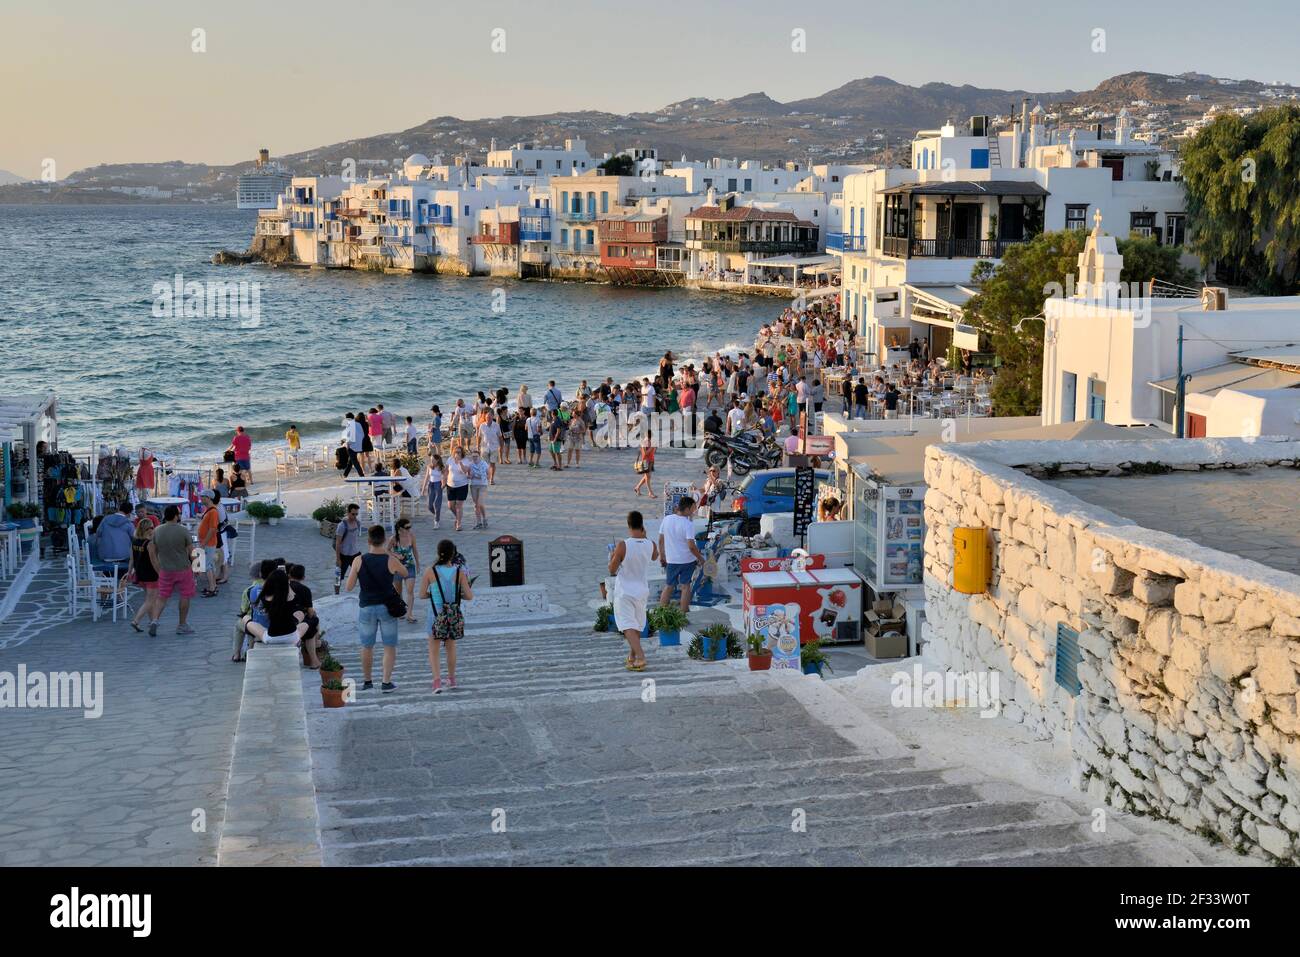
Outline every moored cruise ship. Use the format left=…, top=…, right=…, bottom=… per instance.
left=236, top=148, right=293, bottom=209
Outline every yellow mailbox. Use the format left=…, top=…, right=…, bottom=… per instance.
left=953, top=526, right=991, bottom=594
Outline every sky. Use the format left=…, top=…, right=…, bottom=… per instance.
left=2, top=0, right=1298, bottom=178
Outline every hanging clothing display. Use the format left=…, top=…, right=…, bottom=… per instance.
left=95, top=450, right=134, bottom=509
left=135, top=449, right=156, bottom=494
left=167, top=469, right=206, bottom=519
left=41, top=450, right=90, bottom=544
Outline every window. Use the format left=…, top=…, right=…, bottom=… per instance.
left=1165, top=213, right=1186, bottom=247
left=727, top=178, right=737, bottom=192
left=970, top=148, right=989, bottom=169
left=1054, top=624, right=1083, bottom=695
left=765, top=476, right=797, bottom=497
left=600, top=192, right=609, bottom=214
left=744, top=178, right=752, bottom=191
left=560, top=228, right=568, bottom=244
left=1087, top=379, right=1106, bottom=421
left=586, top=229, right=594, bottom=246
left=1065, top=205, right=1088, bottom=230
left=1130, top=211, right=1156, bottom=240
left=536, top=160, right=542, bottom=170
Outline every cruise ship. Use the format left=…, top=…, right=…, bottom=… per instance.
left=236, top=149, right=293, bottom=209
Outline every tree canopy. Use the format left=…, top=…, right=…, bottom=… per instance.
left=598, top=154, right=636, bottom=176
left=1180, top=105, right=1300, bottom=292
left=962, top=229, right=1197, bottom=416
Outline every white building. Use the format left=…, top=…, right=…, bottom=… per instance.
left=1042, top=220, right=1300, bottom=438
left=486, top=137, right=597, bottom=175
left=839, top=109, right=1192, bottom=366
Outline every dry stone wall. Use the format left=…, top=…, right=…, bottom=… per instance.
left=922, top=437, right=1300, bottom=862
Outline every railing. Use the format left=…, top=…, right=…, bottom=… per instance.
left=881, top=236, right=1029, bottom=259
left=825, top=232, right=845, bottom=252
left=557, top=208, right=594, bottom=222
left=520, top=230, right=552, bottom=242
left=425, top=210, right=453, bottom=226
left=692, top=239, right=819, bottom=254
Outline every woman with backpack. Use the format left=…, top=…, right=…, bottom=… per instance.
left=419, top=539, right=474, bottom=694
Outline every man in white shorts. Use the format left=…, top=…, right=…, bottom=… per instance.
left=607, top=510, right=658, bottom=672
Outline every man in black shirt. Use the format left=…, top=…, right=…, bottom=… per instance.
left=884, top=384, right=900, bottom=420
left=703, top=409, right=724, bottom=436
left=853, top=378, right=869, bottom=419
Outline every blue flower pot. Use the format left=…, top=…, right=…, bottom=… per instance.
left=642, top=622, right=653, bottom=641
left=701, top=635, right=728, bottom=660
left=658, top=628, right=681, bottom=647
left=802, top=661, right=824, bottom=676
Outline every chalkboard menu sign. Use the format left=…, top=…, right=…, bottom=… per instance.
left=488, top=535, right=524, bottom=587
left=793, top=466, right=815, bottom=539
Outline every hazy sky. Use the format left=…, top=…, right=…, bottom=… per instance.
left=2, top=0, right=1297, bottom=178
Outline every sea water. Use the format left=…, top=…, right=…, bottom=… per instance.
left=0, top=204, right=773, bottom=457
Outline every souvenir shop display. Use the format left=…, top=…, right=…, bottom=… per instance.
left=95, top=446, right=135, bottom=509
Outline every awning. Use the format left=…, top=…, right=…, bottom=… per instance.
left=880, top=181, right=1049, bottom=198
left=752, top=254, right=835, bottom=269
left=1149, top=361, right=1300, bottom=396
left=1229, top=345, right=1300, bottom=372
left=903, top=283, right=977, bottom=328
left=0, top=393, right=58, bottom=443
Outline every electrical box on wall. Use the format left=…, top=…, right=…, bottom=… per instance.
left=952, top=526, right=991, bottom=594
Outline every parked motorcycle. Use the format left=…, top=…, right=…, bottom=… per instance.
left=704, top=429, right=782, bottom=475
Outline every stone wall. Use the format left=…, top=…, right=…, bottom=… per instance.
left=922, top=437, right=1300, bottom=862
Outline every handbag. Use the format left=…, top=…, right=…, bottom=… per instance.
left=384, top=589, right=407, bottom=619
left=429, top=567, right=464, bottom=641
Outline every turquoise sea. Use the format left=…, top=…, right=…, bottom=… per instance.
left=0, top=205, right=773, bottom=456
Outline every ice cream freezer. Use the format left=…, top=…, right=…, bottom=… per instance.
left=742, top=567, right=864, bottom=645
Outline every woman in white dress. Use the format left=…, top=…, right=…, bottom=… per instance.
left=607, top=509, right=658, bottom=672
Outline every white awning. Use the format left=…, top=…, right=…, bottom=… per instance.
left=0, top=393, right=58, bottom=443
left=753, top=254, right=835, bottom=269
left=1149, top=362, right=1300, bottom=396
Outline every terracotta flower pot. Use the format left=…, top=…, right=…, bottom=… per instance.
left=320, top=668, right=344, bottom=687
left=747, top=652, right=772, bottom=671
left=321, top=686, right=346, bottom=708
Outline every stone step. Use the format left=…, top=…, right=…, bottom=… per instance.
left=328, top=809, right=1101, bottom=867
left=323, top=779, right=991, bottom=851
left=320, top=763, right=956, bottom=829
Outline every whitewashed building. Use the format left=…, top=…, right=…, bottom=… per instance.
left=1042, top=220, right=1300, bottom=438
left=840, top=108, right=1193, bottom=366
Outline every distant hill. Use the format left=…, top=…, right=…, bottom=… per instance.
left=4, top=70, right=1296, bottom=204
left=0, top=169, right=28, bottom=186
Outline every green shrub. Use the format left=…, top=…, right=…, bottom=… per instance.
left=594, top=604, right=614, bottom=632
left=5, top=501, right=41, bottom=520
left=312, top=497, right=347, bottom=523
left=649, top=605, right=689, bottom=632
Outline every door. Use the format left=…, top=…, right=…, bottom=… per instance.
left=1060, top=372, right=1077, bottom=423
left=952, top=205, right=980, bottom=256
left=1187, top=413, right=1207, bottom=438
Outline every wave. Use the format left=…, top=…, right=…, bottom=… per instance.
left=185, top=416, right=345, bottom=447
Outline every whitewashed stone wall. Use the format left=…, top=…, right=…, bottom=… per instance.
left=922, top=437, right=1300, bottom=863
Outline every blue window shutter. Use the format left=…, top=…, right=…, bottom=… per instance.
left=1055, top=623, right=1083, bottom=694
left=970, top=149, right=990, bottom=170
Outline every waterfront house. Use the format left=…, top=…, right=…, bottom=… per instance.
left=684, top=195, right=820, bottom=282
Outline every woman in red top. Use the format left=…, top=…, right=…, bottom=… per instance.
left=633, top=434, right=656, bottom=498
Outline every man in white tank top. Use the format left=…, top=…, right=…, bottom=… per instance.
left=607, top=509, right=658, bottom=672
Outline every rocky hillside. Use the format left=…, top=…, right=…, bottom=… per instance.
left=6, top=70, right=1296, bottom=204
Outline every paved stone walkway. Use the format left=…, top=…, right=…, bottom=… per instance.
left=0, top=442, right=1246, bottom=866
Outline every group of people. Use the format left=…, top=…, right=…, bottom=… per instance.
left=337, top=519, right=475, bottom=695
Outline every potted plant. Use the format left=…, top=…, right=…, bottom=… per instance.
left=245, top=500, right=285, bottom=525
left=5, top=500, right=41, bottom=528
left=321, top=678, right=347, bottom=708
left=746, top=633, right=772, bottom=671
left=312, top=497, right=346, bottom=538
left=697, top=622, right=739, bottom=662
left=801, top=638, right=833, bottom=677
left=593, top=603, right=614, bottom=633
left=649, top=605, right=688, bottom=647
left=319, top=654, right=344, bottom=686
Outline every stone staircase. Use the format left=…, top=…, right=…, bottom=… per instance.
left=303, top=620, right=1166, bottom=866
